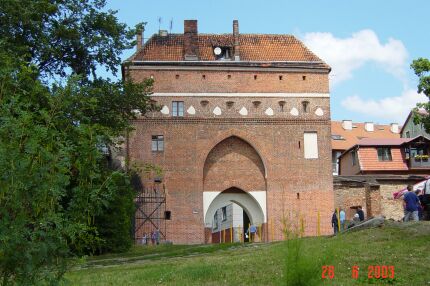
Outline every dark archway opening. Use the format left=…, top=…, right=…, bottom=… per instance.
left=243, top=209, right=250, bottom=242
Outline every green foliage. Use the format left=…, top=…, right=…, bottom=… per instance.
left=411, top=58, right=430, bottom=132
left=282, top=213, right=334, bottom=286
left=93, top=172, right=135, bottom=254
left=0, top=0, right=153, bottom=284
left=0, top=0, right=145, bottom=78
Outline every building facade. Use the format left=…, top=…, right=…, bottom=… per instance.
left=124, top=20, right=334, bottom=244
left=331, top=120, right=400, bottom=175
left=401, top=109, right=430, bottom=138
left=338, top=136, right=430, bottom=176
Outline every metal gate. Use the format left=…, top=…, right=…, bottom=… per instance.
left=134, top=182, right=167, bottom=244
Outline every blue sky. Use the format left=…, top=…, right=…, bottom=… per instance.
left=106, top=0, right=429, bottom=125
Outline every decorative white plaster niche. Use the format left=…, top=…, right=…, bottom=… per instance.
left=213, top=106, right=222, bottom=116
left=315, top=107, right=324, bottom=116
left=160, top=105, right=169, bottom=115
left=290, top=107, right=299, bottom=116
left=265, top=107, right=274, bottom=116
left=239, top=107, right=248, bottom=116
left=187, top=105, right=196, bottom=115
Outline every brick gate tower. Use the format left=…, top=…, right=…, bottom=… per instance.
left=123, top=20, right=334, bottom=244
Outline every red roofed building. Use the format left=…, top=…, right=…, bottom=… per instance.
left=124, top=20, right=334, bottom=244
left=338, top=136, right=430, bottom=175
left=331, top=120, right=400, bottom=175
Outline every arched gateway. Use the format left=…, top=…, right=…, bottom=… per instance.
left=202, top=136, right=267, bottom=243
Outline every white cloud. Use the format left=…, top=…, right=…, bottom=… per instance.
left=303, top=30, right=409, bottom=86
left=341, top=89, right=427, bottom=122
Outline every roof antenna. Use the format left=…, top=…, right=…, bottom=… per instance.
left=169, top=18, right=173, bottom=34
left=158, top=17, right=162, bottom=32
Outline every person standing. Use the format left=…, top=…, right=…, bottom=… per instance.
left=404, top=185, right=420, bottom=222
left=331, top=210, right=338, bottom=235
left=151, top=231, right=156, bottom=245
left=356, top=206, right=365, bottom=221
left=415, top=189, right=424, bottom=220
left=154, top=228, right=160, bottom=245
left=339, top=208, right=346, bottom=231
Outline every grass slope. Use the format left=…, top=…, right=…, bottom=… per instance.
left=66, top=221, right=430, bottom=285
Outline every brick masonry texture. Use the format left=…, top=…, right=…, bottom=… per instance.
left=129, top=70, right=329, bottom=94
left=128, top=119, right=334, bottom=244
left=125, top=22, right=334, bottom=244
left=145, top=96, right=330, bottom=120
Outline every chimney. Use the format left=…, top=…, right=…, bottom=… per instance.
left=364, top=122, right=374, bottom=132
left=390, top=123, right=399, bottom=133
left=342, top=120, right=352, bottom=130
left=233, top=20, right=240, bottom=61
left=183, top=20, right=199, bottom=61
left=136, top=27, right=143, bottom=51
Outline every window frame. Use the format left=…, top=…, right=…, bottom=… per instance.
left=172, top=101, right=184, bottom=117
left=351, top=150, right=357, bottom=166
left=151, top=135, right=164, bottom=152
left=213, top=212, right=219, bottom=230
left=377, top=147, right=392, bottom=161
left=221, top=207, right=227, bottom=222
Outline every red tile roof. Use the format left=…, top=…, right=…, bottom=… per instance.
left=129, top=34, right=329, bottom=67
left=331, top=121, right=400, bottom=151
left=358, top=147, right=409, bottom=171
left=355, top=138, right=410, bottom=146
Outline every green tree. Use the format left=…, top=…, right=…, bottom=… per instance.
left=411, top=58, right=430, bottom=131
left=0, top=0, right=152, bottom=284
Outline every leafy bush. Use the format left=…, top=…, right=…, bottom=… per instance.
left=94, top=172, right=136, bottom=254
left=282, top=213, right=334, bottom=286
left=0, top=0, right=153, bottom=283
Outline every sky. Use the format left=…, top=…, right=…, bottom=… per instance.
left=106, top=0, right=429, bottom=125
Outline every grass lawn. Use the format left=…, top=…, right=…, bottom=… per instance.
left=65, top=221, right=430, bottom=285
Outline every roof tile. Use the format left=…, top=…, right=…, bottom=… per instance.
left=130, top=33, right=328, bottom=66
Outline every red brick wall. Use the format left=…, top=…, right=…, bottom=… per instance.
left=126, top=64, right=333, bottom=244
left=129, top=69, right=329, bottom=93
left=128, top=119, right=334, bottom=243
left=146, top=96, right=330, bottom=120
left=203, top=136, right=266, bottom=192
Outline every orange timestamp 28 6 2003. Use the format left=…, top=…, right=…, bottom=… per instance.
left=321, top=265, right=395, bottom=280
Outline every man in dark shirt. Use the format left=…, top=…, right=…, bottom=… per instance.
left=403, top=185, right=420, bottom=222
left=331, top=210, right=339, bottom=235
left=356, top=206, right=365, bottom=221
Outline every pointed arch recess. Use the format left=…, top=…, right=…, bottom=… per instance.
left=203, top=136, right=266, bottom=193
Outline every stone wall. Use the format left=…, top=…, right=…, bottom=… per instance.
left=334, top=176, right=425, bottom=221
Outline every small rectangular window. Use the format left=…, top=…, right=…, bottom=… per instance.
left=222, top=207, right=227, bottom=221
left=351, top=150, right=356, bottom=166
left=172, top=101, right=184, bottom=117
left=377, top=147, right=392, bottom=161
left=213, top=212, right=219, bottom=230
left=304, top=132, right=318, bottom=159
left=406, top=131, right=410, bottom=138
left=151, top=135, right=164, bottom=152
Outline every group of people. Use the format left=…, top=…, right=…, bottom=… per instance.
left=141, top=229, right=160, bottom=245
left=330, top=184, right=425, bottom=234
left=403, top=184, right=424, bottom=222
left=331, top=206, right=365, bottom=234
